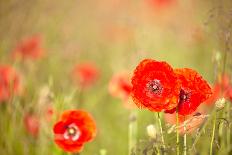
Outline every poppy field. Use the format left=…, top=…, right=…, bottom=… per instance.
left=1, top=0, right=232, bottom=155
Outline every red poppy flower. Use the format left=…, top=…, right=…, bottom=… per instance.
left=0, top=65, right=21, bottom=102
left=72, top=62, right=100, bottom=89
left=131, top=59, right=180, bottom=112
left=12, top=36, right=43, bottom=60
left=174, top=68, right=212, bottom=115
left=53, top=110, right=97, bottom=153
left=24, top=114, right=40, bottom=137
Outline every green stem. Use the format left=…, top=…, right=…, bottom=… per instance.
left=129, top=111, right=137, bottom=155
left=210, top=113, right=216, bottom=155
left=176, top=111, right=180, bottom=155
left=157, top=112, right=165, bottom=151
left=227, top=102, right=231, bottom=153
left=156, top=146, right=161, bottom=155
left=183, top=121, right=187, bottom=155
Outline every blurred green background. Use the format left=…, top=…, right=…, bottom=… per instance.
left=0, top=0, right=225, bottom=155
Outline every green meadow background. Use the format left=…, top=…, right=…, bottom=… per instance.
left=0, top=0, right=231, bottom=155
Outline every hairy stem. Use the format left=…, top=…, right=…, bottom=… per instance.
left=129, top=111, right=137, bottom=155
left=210, top=114, right=216, bottom=155
left=183, top=121, right=187, bottom=155
left=227, top=102, right=231, bottom=153
left=157, top=112, right=165, bottom=152
left=176, top=111, right=180, bottom=155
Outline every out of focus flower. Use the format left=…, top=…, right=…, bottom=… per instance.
left=109, top=72, right=132, bottom=100
left=165, top=111, right=208, bottom=135
left=12, top=35, right=44, bottom=60
left=53, top=110, right=97, bottom=153
left=228, top=87, right=232, bottom=102
left=24, top=114, right=40, bottom=137
left=146, top=0, right=176, bottom=9
left=109, top=72, right=136, bottom=109
left=146, top=124, right=157, bottom=139
left=215, top=98, right=226, bottom=109
left=167, top=68, right=212, bottom=116
left=131, top=59, right=180, bottom=112
left=0, top=65, right=21, bottom=103
left=205, top=74, right=231, bottom=105
left=72, top=62, right=100, bottom=89
left=177, top=113, right=208, bottom=135
left=204, top=84, right=220, bottom=105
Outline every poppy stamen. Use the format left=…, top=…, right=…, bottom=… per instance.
left=180, top=89, right=191, bottom=103
left=147, top=80, right=163, bottom=95
left=64, top=124, right=81, bottom=141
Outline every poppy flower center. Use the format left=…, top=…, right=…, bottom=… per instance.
left=64, top=123, right=81, bottom=141
left=147, top=80, right=163, bottom=95
left=179, top=89, right=191, bottom=103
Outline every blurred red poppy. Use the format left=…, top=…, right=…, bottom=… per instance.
left=173, top=68, right=212, bottom=115
left=131, top=59, right=180, bottom=112
left=24, top=114, right=40, bottom=137
left=109, top=72, right=132, bottom=99
left=0, top=65, right=21, bottom=102
left=204, top=84, right=220, bottom=105
left=226, top=86, right=232, bottom=101
left=109, top=72, right=136, bottom=108
left=205, top=74, right=231, bottom=105
left=12, top=36, right=44, bottom=60
left=53, top=110, right=97, bottom=153
left=146, top=0, right=176, bottom=9
left=72, top=62, right=100, bottom=89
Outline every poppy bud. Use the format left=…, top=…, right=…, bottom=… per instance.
left=146, top=124, right=157, bottom=139
left=215, top=98, right=226, bottom=109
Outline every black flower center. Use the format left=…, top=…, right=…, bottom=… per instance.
left=147, top=80, right=163, bottom=95
left=179, top=89, right=191, bottom=103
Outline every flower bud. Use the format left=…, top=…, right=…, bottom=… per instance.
left=215, top=98, right=226, bottom=109
left=100, top=149, right=107, bottom=155
left=146, top=124, right=157, bottom=139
